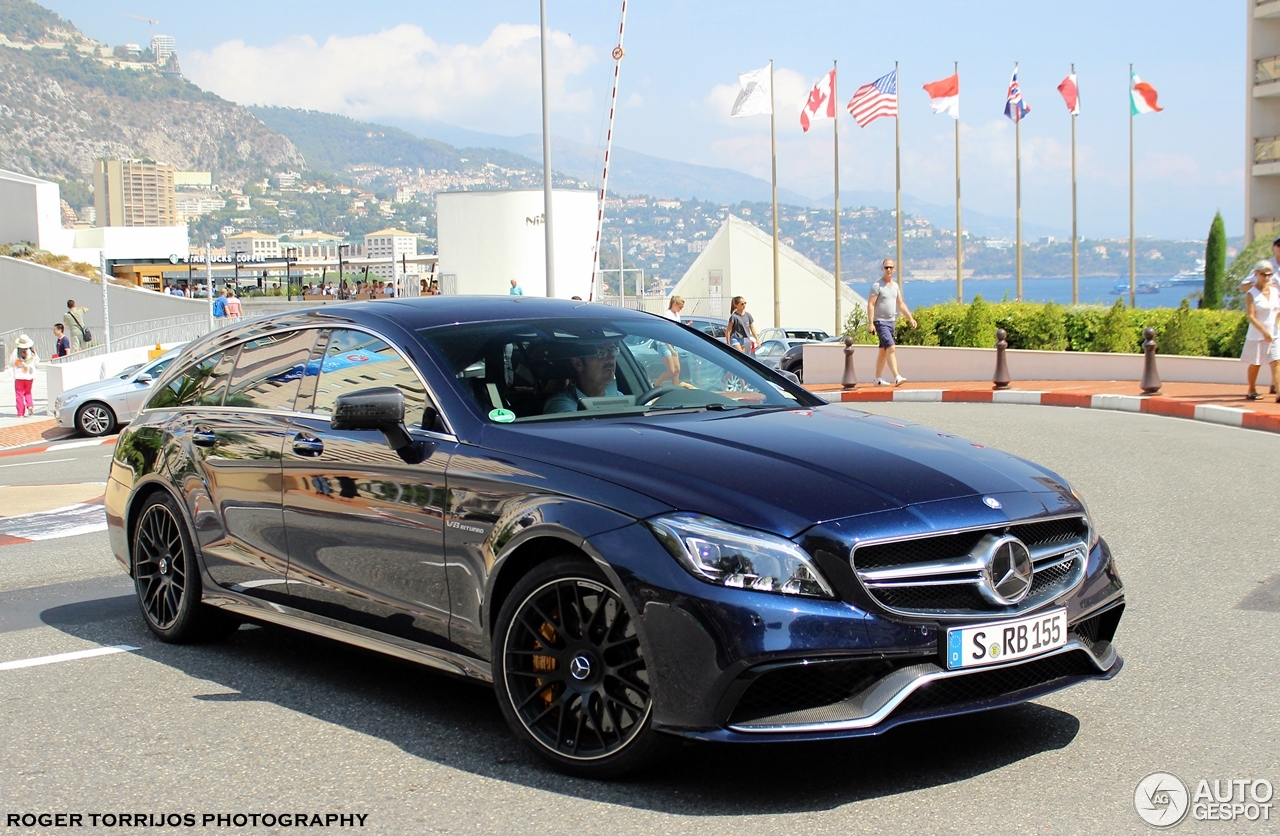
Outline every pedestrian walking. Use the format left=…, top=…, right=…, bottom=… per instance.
left=726, top=296, right=758, bottom=353
left=212, top=288, right=229, bottom=326
left=9, top=334, right=37, bottom=417
left=225, top=289, right=243, bottom=321
left=63, top=299, right=90, bottom=351
left=1242, top=260, right=1280, bottom=401
left=867, top=259, right=917, bottom=386
left=509, top=278, right=524, bottom=296
left=653, top=295, right=686, bottom=387
left=52, top=323, right=70, bottom=359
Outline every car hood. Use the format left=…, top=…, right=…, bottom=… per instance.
left=486, top=406, right=1077, bottom=537
left=57, top=377, right=132, bottom=402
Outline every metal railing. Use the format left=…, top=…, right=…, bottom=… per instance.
left=48, top=313, right=215, bottom=362
left=0, top=326, right=57, bottom=361
left=1259, top=55, right=1280, bottom=85
left=1256, top=136, right=1280, bottom=164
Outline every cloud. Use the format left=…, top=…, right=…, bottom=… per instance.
left=184, top=23, right=597, bottom=133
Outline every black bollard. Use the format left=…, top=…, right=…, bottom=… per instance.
left=1140, top=327, right=1161, bottom=394
left=993, top=328, right=1011, bottom=390
left=842, top=337, right=858, bottom=389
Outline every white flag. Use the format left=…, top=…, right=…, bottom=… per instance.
left=730, top=65, right=772, bottom=117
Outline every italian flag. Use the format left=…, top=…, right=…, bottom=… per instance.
left=1131, top=73, right=1162, bottom=115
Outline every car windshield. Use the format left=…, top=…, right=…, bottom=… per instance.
left=419, top=315, right=813, bottom=423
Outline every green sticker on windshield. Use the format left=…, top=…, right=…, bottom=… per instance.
left=489, top=408, right=516, bottom=423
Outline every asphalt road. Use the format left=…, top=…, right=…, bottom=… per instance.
left=0, top=406, right=1276, bottom=835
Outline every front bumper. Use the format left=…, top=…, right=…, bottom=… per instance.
left=588, top=523, right=1124, bottom=743
left=54, top=402, right=76, bottom=429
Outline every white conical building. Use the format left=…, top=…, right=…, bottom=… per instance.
left=667, top=214, right=864, bottom=333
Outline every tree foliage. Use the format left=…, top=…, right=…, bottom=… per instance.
left=1203, top=212, right=1226, bottom=309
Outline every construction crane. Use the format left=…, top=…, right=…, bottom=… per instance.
left=118, top=12, right=159, bottom=44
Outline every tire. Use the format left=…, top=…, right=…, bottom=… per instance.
left=131, top=492, right=237, bottom=643
left=493, top=555, right=668, bottom=778
left=76, top=401, right=116, bottom=437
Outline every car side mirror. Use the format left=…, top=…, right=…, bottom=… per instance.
left=332, top=387, right=412, bottom=451
left=136, top=373, right=153, bottom=384
left=778, top=370, right=800, bottom=385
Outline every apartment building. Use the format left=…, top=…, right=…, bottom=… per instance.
left=363, top=228, right=419, bottom=279
left=1249, top=0, right=1280, bottom=241
left=92, top=159, right=178, bottom=228
left=151, top=35, right=176, bottom=65
left=224, top=231, right=281, bottom=260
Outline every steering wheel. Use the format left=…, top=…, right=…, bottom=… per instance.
left=636, top=385, right=676, bottom=405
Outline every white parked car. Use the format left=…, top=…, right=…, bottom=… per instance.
left=54, top=349, right=181, bottom=437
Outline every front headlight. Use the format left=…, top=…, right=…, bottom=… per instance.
left=647, top=513, right=834, bottom=599
left=1070, top=486, right=1100, bottom=548
left=55, top=394, right=74, bottom=410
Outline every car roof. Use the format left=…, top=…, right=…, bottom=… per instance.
left=163, top=297, right=667, bottom=370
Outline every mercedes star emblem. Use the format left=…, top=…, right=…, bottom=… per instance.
left=569, top=655, right=592, bottom=680
left=973, top=534, right=1034, bottom=605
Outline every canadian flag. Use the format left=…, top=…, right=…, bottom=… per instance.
left=800, top=69, right=836, bottom=133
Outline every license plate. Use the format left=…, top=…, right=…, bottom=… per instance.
left=945, top=609, right=1067, bottom=670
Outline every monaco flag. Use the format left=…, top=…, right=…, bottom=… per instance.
left=923, top=73, right=960, bottom=119
left=800, top=69, right=836, bottom=132
left=1131, top=73, right=1162, bottom=115
left=1057, top=73, right=1080, bottom=115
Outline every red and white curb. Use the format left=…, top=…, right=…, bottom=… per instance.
left=0, top=435, right=116, bottom=460
left=820, top=388, right=1279, bottom=433
left=0, top=498, right=106, bottom=547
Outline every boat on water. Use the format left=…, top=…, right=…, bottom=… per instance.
left=1111, top=281, right=1163, bottom=294
left=1169, top=260, right=1206, bottom=285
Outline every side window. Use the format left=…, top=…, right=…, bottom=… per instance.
left=312, top=329, right=432, bottom=429
left=146, top=350, right=237, bottom=409
left=223, top=330, right=318, bottom=411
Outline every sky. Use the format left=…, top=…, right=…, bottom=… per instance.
left=42, top=0, right=1245, bottom=240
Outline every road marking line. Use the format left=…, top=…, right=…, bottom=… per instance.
left=0, top=501, right=106, bottom=540
left=45, top=439, right=109, bottom=451
left=0, top=645, right=140, bottom=671
left=0, top=457, right=75, bottom=469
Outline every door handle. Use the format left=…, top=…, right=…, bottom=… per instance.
left=191, top=428, right=217, bottom=448
left=291, top=433, right=324, bottom=457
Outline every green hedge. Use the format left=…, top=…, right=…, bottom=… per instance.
left=868, top=297, right=1247, bottom=358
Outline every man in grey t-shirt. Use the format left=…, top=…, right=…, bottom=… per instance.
left=867, top=259, right=917, bottom=386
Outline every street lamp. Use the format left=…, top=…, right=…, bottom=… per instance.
left=337, top=243, right=351, bottom=300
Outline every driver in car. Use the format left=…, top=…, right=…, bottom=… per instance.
left=543, top=341, right=622, bottom=413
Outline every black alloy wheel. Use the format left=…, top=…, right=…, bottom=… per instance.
left=132, top=493, right=235, bottom=642
left=494, top=557, right=665, bottom=777
left=76, top=401, right=116, bottom=437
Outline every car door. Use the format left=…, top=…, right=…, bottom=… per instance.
left=282, top=327, right=458, bottom=648
left=162, top=331, right=317, bottom=604
left=123, top=355, right=177, bottom=419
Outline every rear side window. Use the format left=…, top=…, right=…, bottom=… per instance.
left=311, top=329, right=431, bottom=429
left=224, top=330, right=318, bottom=412
left=146, top=350, right=238, bottom=409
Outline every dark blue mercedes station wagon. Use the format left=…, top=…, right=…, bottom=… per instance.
left=104, top=297, right=1124, bottom=777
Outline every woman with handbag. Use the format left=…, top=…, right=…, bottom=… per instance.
left=9, top=334, right=37, bottom=417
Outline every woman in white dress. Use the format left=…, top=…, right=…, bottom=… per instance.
left=1242, top=260, right=1280, bottom=401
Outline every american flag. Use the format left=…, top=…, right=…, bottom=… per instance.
left=847, top=70, right=897, bottom=128
left=1004, top=67, right=1030, bottom=122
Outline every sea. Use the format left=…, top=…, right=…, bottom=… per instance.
left=881, top=275, right=1204, bottom=310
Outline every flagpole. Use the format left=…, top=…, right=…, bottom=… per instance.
left=539, top=0, right=555, bottom=297
left=895, top=60, right=903, bottom=291
left=1070, top=63, right=1078, bottom=305
left=833, top=60, right=842, bottom=336
left=955, top=61, right=963, bottom=303
left=1129, top=63, right=1136, bottom=309
left=771, top=59, right=780, bottom=327
left=1014, top=64, right=1023, bottom=301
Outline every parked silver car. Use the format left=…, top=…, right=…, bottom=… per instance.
left=53, top=349, right=180, bottom=437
